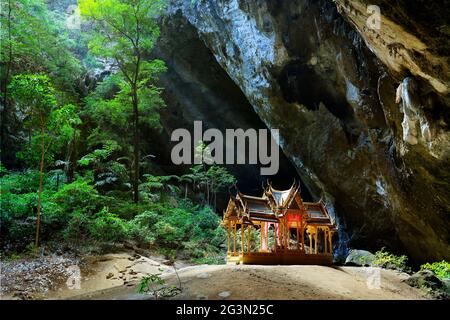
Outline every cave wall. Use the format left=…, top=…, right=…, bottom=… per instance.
left=152, top=10, right=304, bottom=202
left=163, top=0, right=450, bottom=262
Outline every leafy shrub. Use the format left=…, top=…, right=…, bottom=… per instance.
left=53, top=177, right=103, bottom=215
left=0, top=170, right=62, bottom=245
left=125, top=202, right=225, bottom=262
left=192, top=254, right=226, bottom=265
left=127, top=210, right=159, bottom=244
left=153, top=208, right=193, bottom=246
left=420, top=261, right=450, bottom=280
left=0, top=169, right=42, bottom=194
left=63, top=210, right=90, bottom=242
left=1, top=169, right=226, bottom=262
left=372, top=248, right=410, bottom=272
left=88, top=207, right=129, bottom=242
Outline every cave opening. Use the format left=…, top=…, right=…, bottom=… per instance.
left=152, top=13, right=311, bottom=213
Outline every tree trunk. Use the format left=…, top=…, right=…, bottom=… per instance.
left=132, top=89, right=139, bottom=203
left=65, top=130, right=77, bottom=183
left=35, top=126, right=45, bottom=247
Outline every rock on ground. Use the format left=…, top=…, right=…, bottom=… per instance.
left=405, top=270, right=449, bottom=299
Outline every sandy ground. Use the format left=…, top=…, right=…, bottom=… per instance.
left=1, top=252, right=427, bottom=300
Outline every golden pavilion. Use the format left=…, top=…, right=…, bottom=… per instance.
left=222, top=182, right=336, bottom=265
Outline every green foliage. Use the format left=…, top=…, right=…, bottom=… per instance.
left=0, top=0, right=82, bottom=97
left=0, top=0, right=226, bottom=265
left=88, top=207, right=129, bottom=242
left=78, top=140, right=121, bottom=167
left=1, top=167, right=227, bottom=262
left=0, top=169, right=62, bottom=246
left=139, top=174, right=180, bottom=201
left=63, top=210, right=90, bottom=242
left=127, top=210, right=157, bottom=243
left=53, top=177, right=103, bottom=214
left=372, top=248, right=410, bottom=272
left=9, top=74, right=81, bottom=167
left=185, top=164, right=236, bottom=209
left=137, top=273, right=165, bottom=298
left=78, top=0, right=165, bottom=65
left=1, top=10, right=226, bottom=255
left=9, top=74, right=56, bottom=124
left=126, top=201, right=226, bottom=262
left=79, top=0, right=167, bottom=202
left=420, top=261, right=450, bottom=280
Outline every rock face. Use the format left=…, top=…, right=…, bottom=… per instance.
left=160, top=0, right=450, bottom=262
left=152, top=9, right=305, bottom=199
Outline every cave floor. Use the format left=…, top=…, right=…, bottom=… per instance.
left=59, top=256, right=427, bottom=300
left=1, top=252, right=427, bottom=300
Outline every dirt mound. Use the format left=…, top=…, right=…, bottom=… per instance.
left=1, top=252, right=428, bottom=300
left=70, top=264, right=427, bottom=300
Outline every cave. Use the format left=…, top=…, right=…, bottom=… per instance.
left=2, top=0, right=450, bottom=302
left=148, top=12, right=311, bottom=212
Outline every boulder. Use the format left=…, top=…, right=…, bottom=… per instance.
left=218, top=291, right=231, bottom=299
left=345, top=250, right=375, bottom=266
left=405, top=270, right=449, bottom=300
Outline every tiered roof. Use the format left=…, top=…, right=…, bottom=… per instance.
left=222, top=181, right=335, bottom=229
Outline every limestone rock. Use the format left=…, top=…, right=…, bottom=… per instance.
left=218, top=291, right=231, bottom=299
left=405, top=270, right=449, bottom=299
left=159, top=0, right=450, bottom=263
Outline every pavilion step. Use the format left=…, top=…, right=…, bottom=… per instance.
left=226, top=255, right=242, bottom=265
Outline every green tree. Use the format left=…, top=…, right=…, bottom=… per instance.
left=0, top=0, right=81, bottom=100
left=192, top=141, right=236, bottom=208
left=0, top=0, right=81, bottom=164
left=9, top=74, right=81, bottom=246
left=79, top=0, right=167, bottom=203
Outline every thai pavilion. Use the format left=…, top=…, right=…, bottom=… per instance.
left=221, top=182, right=336, bottom=265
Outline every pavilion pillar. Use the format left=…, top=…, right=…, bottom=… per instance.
left=324, top=229, right=328, bottom=254
left=329, top=231, right=333, bottom=255
left=260, top=223, right=267, bottom=252
left=233, top=222, right=237, bottom=255
left=247, top=225, right=251, bottom=253
left=296, top=221, right=300, bottom=250
left=284, top=221, right=288, bottom=249
left=314, top=228, right=318, bottom=254
left=308, top=232, right=312, bottom=254
left=301, top=219, right=305, bottom=252
left=259, top=224, right=263, bottom=252
left=274, top=224, right=277, bottom=253
left=241, top=224, right=244, bottom=254
left=227, top=224, right=231, bottom=255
